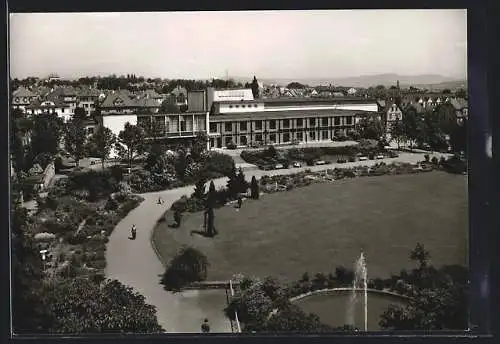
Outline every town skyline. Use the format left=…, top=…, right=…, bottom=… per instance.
left=10, top=10, right=467, bottom=80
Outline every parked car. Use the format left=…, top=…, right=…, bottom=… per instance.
left=274, top=164, right=284, bottom=169
left=315, top=160, right=327, bottom=165
left=376, top=154, right=384, bottom=160
left=387, top=151, right=399, bottom=158
left=293, top=161, right=302, bottom=168
left=358, top=156, right=368, bottom=161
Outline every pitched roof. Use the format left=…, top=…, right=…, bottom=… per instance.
left=100, top=92, right=136, bottom=108
left=76, top=87, right=100, bottom=97
left=450, top=98, right=468, bottom=110
left=141, top=89, right=161, bottom=99
left=13, top=87, right=36, bottom=98
left=135, top=98, right=161, bottom=108
left=171, top=86, right=187, bottom=97
left=51, top=86, right=77, bottom=97
left=26, top=98, right=68, bottom=108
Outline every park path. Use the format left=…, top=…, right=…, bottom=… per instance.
left=105, top=151, right=445, bottom=333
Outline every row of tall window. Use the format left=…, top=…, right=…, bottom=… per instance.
left=220, top=129, right=346, bottom=147
left=215, top=116, right=354, bottom=133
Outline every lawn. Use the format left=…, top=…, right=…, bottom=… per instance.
left=152, top=171, right=468, bottom=283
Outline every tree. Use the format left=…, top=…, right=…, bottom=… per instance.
left=250, top=176, right=260, bottom=199
left=357, top=116, right=384, bottom=140
left=402, top=107, right=421, bottom=149
left=160, top=246, right=209, bottom=291
left=287, top=82, right=307, bottom=89
left=73, top=107, right=87, bottom=121
left=65, top=118, right=87, bottom=167
left=449, top=118, right=467, bottom=155
left=226, top=164, right=239, bottom=199
left=117, top=122, right=145, bottom=169
left=390, top=118, right=406, bottom=149
left=193, top=177, right=207, bottom=199
left=236, top=167, right=249, bottom=194
left=206, top=181, right=217, bottom=208
left=379, top=245, right=468, bottom=330
left=173, top=209, right=183, bottom=227
left=251, top=76, right=260, bottom=99
left=31, top=112, right=64, bottom=157
left=225, top=278, right=333, bottom=333
left=11, top=205, right=50, bottom=333
left=191, top=132, right=209, bottom=162
left=143, top=142, right=167, bottom=172
left=206, top=207, right=216, bottom=237
left=44, top=278, right=164, bottom=333
left=87, top=126, right=116, bottom=170
left=173, top=148, right=189, bottom=181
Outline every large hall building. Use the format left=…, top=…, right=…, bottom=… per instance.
left=97, top=86, right=381, bottom=151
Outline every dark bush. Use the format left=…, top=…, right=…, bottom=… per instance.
left=203, top=152, right=235, bottom=177
left=54, top=156, right=63, bottom=173
left=226, top=141, right=237, bottom=150
left=67, top=169, right=120, bottom=201
left=104, top=197, right=119, bottom=211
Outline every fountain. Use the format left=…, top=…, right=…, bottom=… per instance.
left=346, top=251, right=368, bottom=331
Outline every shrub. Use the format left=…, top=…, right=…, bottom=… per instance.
left=54, top=156, right=63, bottom=173
left=104, top=197, right=119, bottom=211
left=202, top=152, right=235, bottom=177
left=226, top=141, right=237, bottom=150
left=160, top=247, right=209, bottom=291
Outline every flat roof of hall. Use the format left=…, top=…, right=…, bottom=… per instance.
left=263, top=97, right=377, bottom=104
left=210, top=108, right=375, bottom=122
left=212, top=97, right=377, bottom=105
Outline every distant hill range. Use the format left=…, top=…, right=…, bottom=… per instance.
left=231, top=73, right=467, bottom=90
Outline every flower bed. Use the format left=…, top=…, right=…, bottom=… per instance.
left=129, top=151, right=232, bottom=193
left=31, top=177, right=144, bottom=281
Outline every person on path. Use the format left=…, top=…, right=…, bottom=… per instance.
left=201, top=318, right=210, bottom=333
left=237, top=195, right=243, bottom=209
left=157, top=195, right=163, bottom=205
left=130, top=224, right=137, bottom=240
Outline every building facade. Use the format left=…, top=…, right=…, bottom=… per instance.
left=207, top=96, right=380, bottom=148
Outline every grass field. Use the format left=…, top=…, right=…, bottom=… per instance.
left=152, top=171, right=468, bottom=283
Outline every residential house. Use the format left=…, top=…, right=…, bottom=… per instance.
left=347, top=87, right=357, bottom=96
left=140, top=89, right=164, bottom=104
left=170, top=86, right=188, bottom=106
left=12, top=87, right=37, bottom=111
left=76, top=87, right=100, bottom=115
left=450, top=98, right=468, bottom=121
left=25, top=98, right=72, bottom=122
left=47, top=86, right=78, bottom=116
left=315, top=86, right=335, bottom=98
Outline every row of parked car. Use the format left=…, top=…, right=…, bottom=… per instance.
left=268, top=151, right=400, bottom=170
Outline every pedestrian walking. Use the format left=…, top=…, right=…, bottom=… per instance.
left=130, top=224, right=137, bottom=240
left=157, top=195, right=163, bottom=205
left=201, top=318, right=210, bottom=333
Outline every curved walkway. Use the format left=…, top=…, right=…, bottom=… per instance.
left=105, top=151, right=445, bottom=333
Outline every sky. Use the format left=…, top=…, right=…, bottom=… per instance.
left=9, top=10, right=467, bottom=80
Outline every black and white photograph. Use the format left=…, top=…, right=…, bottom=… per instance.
left=9, top=9, right=469, bottom=334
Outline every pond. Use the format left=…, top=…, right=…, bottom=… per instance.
left=293, top=289, right=408, bottom=331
